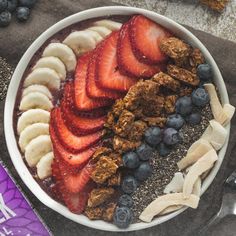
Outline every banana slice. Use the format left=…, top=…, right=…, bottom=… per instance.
left=88, top=26, right=112, bottom=37
left=204, top=83, right=228, bottom=124
left=164, top=172, right=184, bottom=194
left=63, top=31, right=96, bottom=56
left=19, top=92, right=53, bottom=111
left=25, top=135, right=52, bottom=167
left=93, top=20, right=122, bottom=31
left=19, top=123, right=49, bottom=152
left=85, top=29, right=103, bottom=43
left=33, top=56, right=66, bottom=81
left=36, top=152, right=54, bottom=180
left=177, top=139, right=213, bottom=170
left=139, top=193, right=199, bottom=223
left=43, top=43, right=76, bottom=72
left=223, top=103, right=235, bottom=126
left=17, top=109, right=50, bottom=134
left=24, top=68, right=60, bottom=90
left=183, top=149, right=218, bottom=199
left=22, top=85, right=52, bottom=99
left=201, top=120, right=227, bottom=150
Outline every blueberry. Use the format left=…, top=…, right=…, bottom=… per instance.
left=113, top=207, right=132, bottom=228
left=136, top=143, right=154, bottom=161
left=176, top=96, right=193, bottom=116
left=163, top=128, right=181, bottom=146
left=158, top=142, right=172, bottom=157
left=18, top=0, right=36, bottom=8
left=0, top=0, right=8, bottom=12
left=121, top=175, right=138, bottom=194
left=16, top=6, right=30, bottom=21
left=166, top=114, right=185, bottom=130
left=122, top=152, right=140, bottom=169
left=134, top=162, right=152, bottom=181
left=197, top=64, right=212, bottom=81
left=186, top=113, right=202, bottom=125
left=118, top=194, right=133, bottom=208
left=7, top=0, right=17, bottom=12
left=191, top=88, right=209, bottom=107
left=144, top=126, right=162, bottom=147
left=0, top=10, right=11, bottom=27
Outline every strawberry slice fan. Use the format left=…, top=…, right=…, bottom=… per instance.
left=129, top=15, right=172, bottom=65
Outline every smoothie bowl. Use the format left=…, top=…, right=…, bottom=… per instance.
left=4, top=6, right=235, bottom=231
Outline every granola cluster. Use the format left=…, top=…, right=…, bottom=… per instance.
left=86, top=36, right=205, bottom=222
left=200, top=0, right=229, bottom=11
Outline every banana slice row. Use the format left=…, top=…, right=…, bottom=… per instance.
left=63, top=19, right=121, bottom=56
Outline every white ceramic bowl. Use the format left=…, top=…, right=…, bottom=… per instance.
left=4, top=6, right=230, bottom=232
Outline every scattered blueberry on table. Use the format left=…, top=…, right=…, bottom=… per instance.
left=0, top=0, right=37, bottom=27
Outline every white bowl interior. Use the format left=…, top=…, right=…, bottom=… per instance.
left=4, top=6, right=230, bottom=232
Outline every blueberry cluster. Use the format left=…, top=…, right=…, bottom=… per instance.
left=0, top=0, right=37, bottom=27
left=114, top=63, right=211, bottom=228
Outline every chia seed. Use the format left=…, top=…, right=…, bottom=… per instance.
left=0, top=57, right=13, bottom=101
left=131, top=104, right=213, bottom=222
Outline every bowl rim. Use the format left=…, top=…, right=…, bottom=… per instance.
left=4, top=6, right=230, bottom=232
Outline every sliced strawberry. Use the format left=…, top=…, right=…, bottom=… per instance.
left=61, top=83, right=106, bottom=136
left=50, top=120, right=100, bottom=169
left=74, top=52, right=112, bottom=111
left=63, top=81, right=108, bottom=118
left=58, top=160, right=95, bottom=193
left=96, top=31, right=137, bottom=92
left=51, top=108, right=103, bottom=153
left=87, top=47, right=124, bottom=100
left=117, top=22, right=165, bottom=78
left=61, top=183, right=93, bottom=214
left=130, top=15, right=172, bottom=65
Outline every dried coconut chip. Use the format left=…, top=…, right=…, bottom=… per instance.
left=192, top=177, right=201, bottom=196
left=139, top=193, right=199, bottom=223
left=178, top=139, right=213, bottom=170
left=183, top=149, right=218, bottom=199
left=201, top=120, right=227, bottom=151
left=204, top=83, right=228, bottom=124
left=164, top=172, right=184, bottom=194
left=159, top=205, right=183, bottom=216
left=222, top=104, right=235, bottom=126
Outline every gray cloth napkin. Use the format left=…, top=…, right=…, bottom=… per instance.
left=1, top=1, right=236, bottom=235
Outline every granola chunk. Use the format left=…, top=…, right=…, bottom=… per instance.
left=160, top=37, right=191, bottom=59
left=152, top=72, right=180, bottom=92
left=167, top=64, right=200, bottom=86
left=142, top=96, right=165, bottom=116
left=113, top=135, right=141, bottom=153
left=164, top=95, right=178, bottom=114
left=84, top=207, right=103, bottom=220
left=109, top=152, right=123, bottom=167
left=91, top=156, right=118, bottom=184
left=92, top=147, right=112, bottom=162
left=200, top=0, right=228, bottom=11
left=129, top=120, right=148, bottom=141
left=179, top=85, right=194, bottom=97
left=107, top=171, right=121, bottom=186
left=112, top=99, right=125, bottom=117
left=105, top=111, right=116, bottom=129
left=113, top=110, right=135, bottom=137
left=190, top=48, right=205, bottom=68
left=142, top=116, right=166, bottom=127
left=87, top=187, right=115, bottom=208
left=85, top=202, right=117, bottom=222
left=102, top=202, right=117, bottom=222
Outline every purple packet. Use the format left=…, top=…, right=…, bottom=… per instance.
left=0, top=164, right=51, bottom=236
